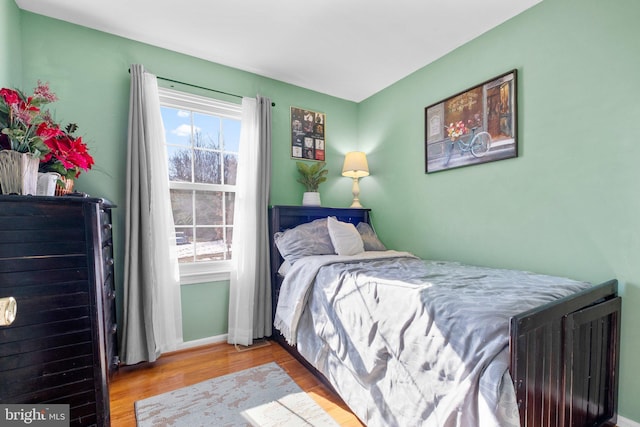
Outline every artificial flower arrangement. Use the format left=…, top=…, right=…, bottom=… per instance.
left=0, top=81, right=94, bottom=182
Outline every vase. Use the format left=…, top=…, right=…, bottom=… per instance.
left=55, top=176, right=75, bottom=196
left=37, top=172, right=61, bottom=196
left=302, top=191, right=321, bottom=206
left=0, top=150, right=40, bottom=195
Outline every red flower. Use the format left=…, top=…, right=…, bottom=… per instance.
left=35, top=122, right=64, bottom=143
left=0, top=88, right=20, bottom=105
left=43, top=132, right=95, bottom=178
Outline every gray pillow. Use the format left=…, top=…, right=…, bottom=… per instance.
left=274, top=218, right=335, bottom=264
left=356, top=222, right=387, bottom=251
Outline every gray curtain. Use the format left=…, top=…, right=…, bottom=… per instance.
left=253, top=96, right=273, bottom=339
left=227, top=96, right=273, bottom=344
left=120, top=64, right=181, bottom=364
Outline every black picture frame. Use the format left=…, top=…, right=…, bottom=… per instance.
left=425, top=69, right=518, bottom=173
left=291, top=106, right=325, bottom=161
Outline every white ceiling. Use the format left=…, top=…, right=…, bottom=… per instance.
left=16, top=0, right=541, bottom=102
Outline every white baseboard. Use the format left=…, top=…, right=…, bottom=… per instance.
left=176, top=333, right=228, bottom=351
left=618, top=415, right=640, bottom=427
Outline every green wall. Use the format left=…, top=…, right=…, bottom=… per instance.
left=9, top=0, right=640, bottom=421
left=180, top=281, right=230, bottom=342
left=16, top=11, right=358, bottom=344
left=0, top=0, right=22, bottom=86
left=359, top=0, right=640, bottom=421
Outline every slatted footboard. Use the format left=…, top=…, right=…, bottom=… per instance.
left=510, top=279, right=620, bottom=427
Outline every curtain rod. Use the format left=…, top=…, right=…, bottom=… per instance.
left=157, top=75, right=276, bottom=107
left=128, top=68, right=275, bottom=106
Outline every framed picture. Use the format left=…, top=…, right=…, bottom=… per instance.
left=291, top=106, right=325, bottom=161
left=425, top=69, right=517, bottom=173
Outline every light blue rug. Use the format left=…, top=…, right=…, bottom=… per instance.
left=134, top=362, right=339, bottom=426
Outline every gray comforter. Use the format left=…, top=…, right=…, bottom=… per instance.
left=274, top=252, right=591, bottom=427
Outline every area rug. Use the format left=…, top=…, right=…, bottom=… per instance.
left=134, top=362, right=339, bottom=427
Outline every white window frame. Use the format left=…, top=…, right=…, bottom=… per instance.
left=158, top=87, right=242, bottom=284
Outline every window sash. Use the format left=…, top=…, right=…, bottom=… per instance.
left=159, top=87, right=241, bottom=281
left=158, top=87, right=242, bottom=118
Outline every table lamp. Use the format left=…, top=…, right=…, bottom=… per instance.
left=341, top=151, right=369, bottom=208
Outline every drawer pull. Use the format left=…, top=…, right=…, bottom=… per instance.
left=0, top=297, right=17, bottom=326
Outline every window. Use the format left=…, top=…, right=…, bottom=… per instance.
left=158, top=88, right=242, bottom=281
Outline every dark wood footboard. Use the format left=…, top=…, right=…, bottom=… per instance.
left=510, top=279, right=620, bottom=427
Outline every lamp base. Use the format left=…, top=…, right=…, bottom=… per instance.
left=349, top=177, right=364, bottom=208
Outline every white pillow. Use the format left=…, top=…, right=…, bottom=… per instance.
left=327, top=216, right=364, bottom=256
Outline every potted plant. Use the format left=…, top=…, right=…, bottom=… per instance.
left=0, top=81, right=94, bottom=196
left=39, top=123, right=94, bottom=195
left=0, top=82, right=60, bottom=195
left=296, top=161, right=328, bottom=206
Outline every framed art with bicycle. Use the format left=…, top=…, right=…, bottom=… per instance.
left=425, top=69, right=518, bottom=173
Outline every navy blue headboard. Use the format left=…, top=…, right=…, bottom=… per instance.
left=270, top=205, right=370, bottom=234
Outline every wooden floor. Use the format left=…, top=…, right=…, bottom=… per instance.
left=109, top=340, right=364, bottom=426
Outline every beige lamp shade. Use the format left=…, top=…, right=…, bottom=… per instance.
left=342, top=151, right=370, bottom=178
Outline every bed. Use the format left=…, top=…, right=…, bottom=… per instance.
left=268, top=205, right=620, bottom=427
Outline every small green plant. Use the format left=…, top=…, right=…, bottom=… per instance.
left=296, top=161, right=328, bottom=192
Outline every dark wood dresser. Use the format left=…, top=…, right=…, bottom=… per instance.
left=0, top=195, right=119, bottom=426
